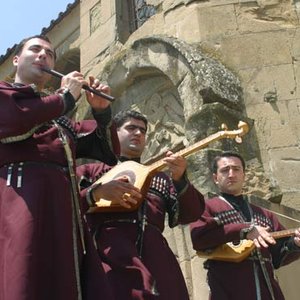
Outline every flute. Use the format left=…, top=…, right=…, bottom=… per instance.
left=41, top=67, right=115, bottom=102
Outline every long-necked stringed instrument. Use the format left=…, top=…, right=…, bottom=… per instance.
left=197, top=227, right=297, bottom=263
left=87, top=121, right=249, bottom=213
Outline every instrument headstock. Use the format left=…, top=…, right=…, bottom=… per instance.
left=221, top=121, right=249, bottom=144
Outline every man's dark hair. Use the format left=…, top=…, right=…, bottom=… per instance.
left=212, top=151, right=246, bottom=173
left=14, top=35, right=56, bottom=59
left=113, top=110, right=148, bottom=130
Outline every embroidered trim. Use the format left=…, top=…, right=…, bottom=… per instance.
left=0, top=125, right=43, bottom=143
left=55, top=116, right=77, bottom=142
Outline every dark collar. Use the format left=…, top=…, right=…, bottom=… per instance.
left=221, top=193, right=251, bottom=221
left=221, top=193, right=243, bottom=202
left=12, top=82, right=25, bottom=88
left=119, top=156, right=141, bottom=163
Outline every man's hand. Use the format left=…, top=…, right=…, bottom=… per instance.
left=61, top=71, right=88, bottom=101
left=246, top=225, right=276, bottom=248
left=293, top=228, right=300, bottom=247
left=92, top=176, right=142, bottom=209
left=85, top=76, right=111, bottom=112
left=163, top=151, right=187, bottom=182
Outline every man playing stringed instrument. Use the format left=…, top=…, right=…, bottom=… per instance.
left=190, top=151, right=300, bottom=300
left=77, top=110, right=205, bottom=300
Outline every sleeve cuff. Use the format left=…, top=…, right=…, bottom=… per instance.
left=86, top=185, right=99, bottom=207
left=92, top=106, right=112, bottom=127
left=240, top=224, right=255, bottom=240
left=58, top=88, right=76, bottom=114
left=173, top=172, right=189, bottom=195
left=286, top=238, right=300, bottom=252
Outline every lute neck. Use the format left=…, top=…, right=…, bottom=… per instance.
left=271, top=228, right=296, bottom=239
left=147, top=131, right=226, bottom=174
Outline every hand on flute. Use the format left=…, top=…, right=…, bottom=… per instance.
left=41, top=67, right=115, bottom=103
left=86, top=76, right=112, bottom=111
left=60, top=71, right=88, bottom=102
left=60, top=72, right=112, bottom=112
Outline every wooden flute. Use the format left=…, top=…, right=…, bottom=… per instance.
left=41, top=67, right=115, bottom=102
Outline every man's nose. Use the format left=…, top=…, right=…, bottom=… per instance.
left=38, top=49, right=47, bottom=58
left=133, top=128, right=142, bottom=135
left=228, top=168, right=235, bottom=176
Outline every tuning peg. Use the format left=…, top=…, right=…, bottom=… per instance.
left=235, top=136, right=242, bottom=144
left=221, top=123, right=228, bottom=130
left=237, top=121, right=249, bottom=136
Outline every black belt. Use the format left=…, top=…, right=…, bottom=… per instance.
left=100, top=218, right=161, bottom=232
left=102, top=218, right=139, bottom=225
left=247, top=255, right=272, bottom=263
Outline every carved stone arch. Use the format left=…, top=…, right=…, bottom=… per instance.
left=101, top=35, right=252, bottom=163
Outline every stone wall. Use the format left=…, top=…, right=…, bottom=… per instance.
left=1, top=0, right=300, bottom=299
left=80, top=1, right=300, bottom=298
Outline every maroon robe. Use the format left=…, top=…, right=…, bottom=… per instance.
left=0, top=82, right=118, bottom=300
left=77, top=161, right=205, bottom=300
left=190, top=195, right=300, bottom=300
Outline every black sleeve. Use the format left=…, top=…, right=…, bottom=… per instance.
left=76, top=107, right=118, bottom=165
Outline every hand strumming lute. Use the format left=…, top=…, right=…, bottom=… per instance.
left=197, top=227, right=297, bottom=262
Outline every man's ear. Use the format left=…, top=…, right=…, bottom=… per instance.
left=13, top=56, right=19, bottom=67
left=242, top=172, right=246, bottom=182
left=213, top=173, right=218, bottom=184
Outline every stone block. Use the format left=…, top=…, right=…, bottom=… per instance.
left=80, top=0, right=102, bottom=16
left=192, top=5, right=238, bottom=41
left=80, top=9, right=90, bottom=41
left=81, top=19, right=116, bottom=67
left=239, top=64, right=297, bottom=106
left=163, top=0, right=185, bottom=12
left=163, top=225, right=179, bottom=256
left=101, top=0, right=114, bottom=22
left=268, top=147, right=300, bottom=190
left=127, top=14, right=166, bottom=43
left=178, top=259, right=192, bottom=282
left=247, top=101, right=299, bottom=150
left=147, top=0, right=162, bottom=5
left=80, top=0, right=114, bottom=43
left=281, top=191, right=300, bottom=211
left=164, top=6, right=202, bottom=43
left=190, top=256, right=209, bottom=299
left=219, top=31, right=293, bottom=70
left=236, top=1, right=298, bottom=33
left=286, top=99, right=300, bottom=126
left=291, top=28, right=300, bottom=61
left=276, top=259, right=300, bottom=300
left=292, top=62, right=300, bottom=99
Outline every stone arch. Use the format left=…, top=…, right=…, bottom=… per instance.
left=101, top=35, right=252, bottom=163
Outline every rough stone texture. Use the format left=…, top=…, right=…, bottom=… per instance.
left=1, top=0, right=300, bottom=299
left=97, top=35, right=251, bottom=169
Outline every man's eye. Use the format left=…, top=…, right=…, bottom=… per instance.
left=30, top=47, right=40, bottom=52
left=46, top=51, right=54, bottom=58
left=232, top=167, right=242, bottom=171
left=126, top=126, right=146, bottom=134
